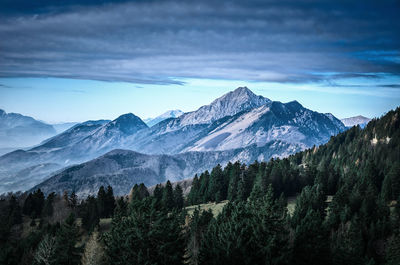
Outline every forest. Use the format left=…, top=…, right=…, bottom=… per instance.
left=0, top=107, right=399, bottom=265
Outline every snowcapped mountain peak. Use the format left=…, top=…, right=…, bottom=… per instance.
left=145, top=110, right=184, bottom=127
left=177, top=87, right=271, bottom=127
left=211, top=86, right=270, bottom=107
left=341, top=115, right=371, bottom=128
left=159, top=110, right=184, bottom=119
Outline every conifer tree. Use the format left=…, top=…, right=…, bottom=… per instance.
left=54, top=213, right=82, bottom=265
left=105, top=186, right=115, bottom=217
left=174, top=184, right=184, bottom=209
left=97, top=186, right=107, bottom=218
left=81, top=196, right=99, bottom=231
left=227, top=162, right=240, bottom=201
left=188, top=176, right=200, bottom=205
left=163, top=180, right=175, bottom=210
left=208, top=164, right=224, bottom=202
left=104, top=198, right=185, bottom=265
left=186, top=209, right=213, bottom=265
left=153, top=184, right=164, bottom=204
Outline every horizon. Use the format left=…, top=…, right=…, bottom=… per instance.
left=1, top=79, right=399, bottom=124
left=1, top=0, right=399, bottom=123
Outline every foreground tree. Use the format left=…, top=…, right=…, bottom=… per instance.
left=54, top=213, right=82, bottom=265
left=104, top=197, right=185, bottom=265
left=34, top=235, right=56, bottom=265
left=200, top=186, right=290, bottom=265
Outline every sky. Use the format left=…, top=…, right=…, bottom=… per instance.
left=0, top=0, right=399, bottom=123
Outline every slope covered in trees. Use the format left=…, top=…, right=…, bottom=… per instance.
left=0, top=107, right=399, bottom=265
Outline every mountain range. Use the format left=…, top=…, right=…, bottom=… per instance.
left=0, top=109, right=57, bottom=155
left=0, top=87, right=348, bottom=195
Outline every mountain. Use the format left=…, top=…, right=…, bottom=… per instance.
left=32, top=141, right=303, bottom=196
left=133, top=97, right=345, bottom=154
left=182, top=101, right=346, bottom=152
left=173, top=87, right=271, bottom=128
left=341, top=115, right=371, bottom=128
left=0, top=114, right=146, bottom=174
left=0, top=119, right=110, bottom=192
left=0, top=109, right=57, bottom=154
left=31, top=119, right=110, bottom=152
left=144, top=110, right=184, bottom=127
left=70, top=113, right=148, bottom=157
left=0, top=87, right=346, bottom=194
left=52, top=122, right=78, bottom=134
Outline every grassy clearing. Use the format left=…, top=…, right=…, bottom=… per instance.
left=185, top=200, right=229, bottom=216
left=185, top=197, right=302, bottom=217
left=287, top=197, right=297, bottom=216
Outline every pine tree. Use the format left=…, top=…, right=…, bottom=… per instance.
left=199, top=171, right=210, bottom=203
left=227, top=162, right=240, bottom=201
left=114, top=197, right=128, bottom=217
left=105, top=186, right=115, bottom=217
left=292, top=209, right=331, bottom=265
left=97, top=186, right=107, bottom=218
left=81, top=196, right=99, bottom=232
left=104, top=198, right=185, bottom=265
left=153, top=184, right=164, bottom=204
left=385, top=231, right=400, bottom=265
left=163, top=181, right=175, bottom=210
left=174, top=184, right=184, bottom=209
left=42, top=192, right=56, bottom=218
left=187, top=209, right=213, bottom=265
left=200, top=186, right=290, bottom=265
left=130, top=183, right=149, bottom=202
left=188, top=175, right=200, bottom=205
left=69, top=191, right=78, bottom=210
left=331, top=216, right=366, bottom=265
left=208, top=164, right=224, bottom=202
left=389, top=162, right=400, bottom=200
left=54, top=213, right=82, bottom=265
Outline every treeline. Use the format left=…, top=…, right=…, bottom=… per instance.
left=0, top=185, right=119, bottom=265
left=188, top=107, right=400, bottom=205
left=0, top=107, right=399, bottom=265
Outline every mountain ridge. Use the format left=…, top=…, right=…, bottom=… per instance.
left=0, top=87, right=346, bottom=194
left=0, top=108, right=57, bottom=154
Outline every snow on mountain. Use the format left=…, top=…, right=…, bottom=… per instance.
left=184, top=101, right=346, bottom=152
left=341, top=115, right=371, bottom=128
left=175, top=87, right=271, bottom=128
left=144, top=110, right=184, bottom=127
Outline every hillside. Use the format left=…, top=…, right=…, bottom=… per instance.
left=1, top=106, right=399, bottom=265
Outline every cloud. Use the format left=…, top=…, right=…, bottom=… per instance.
left=0, top=0, right=399, bottom=85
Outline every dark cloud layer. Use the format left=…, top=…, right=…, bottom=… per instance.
left=1, top=0, right=399, bottom=84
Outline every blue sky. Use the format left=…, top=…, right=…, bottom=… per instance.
left=0, top=76, right=399, bottom=123
left=0, top=0, right=399, bottom=123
